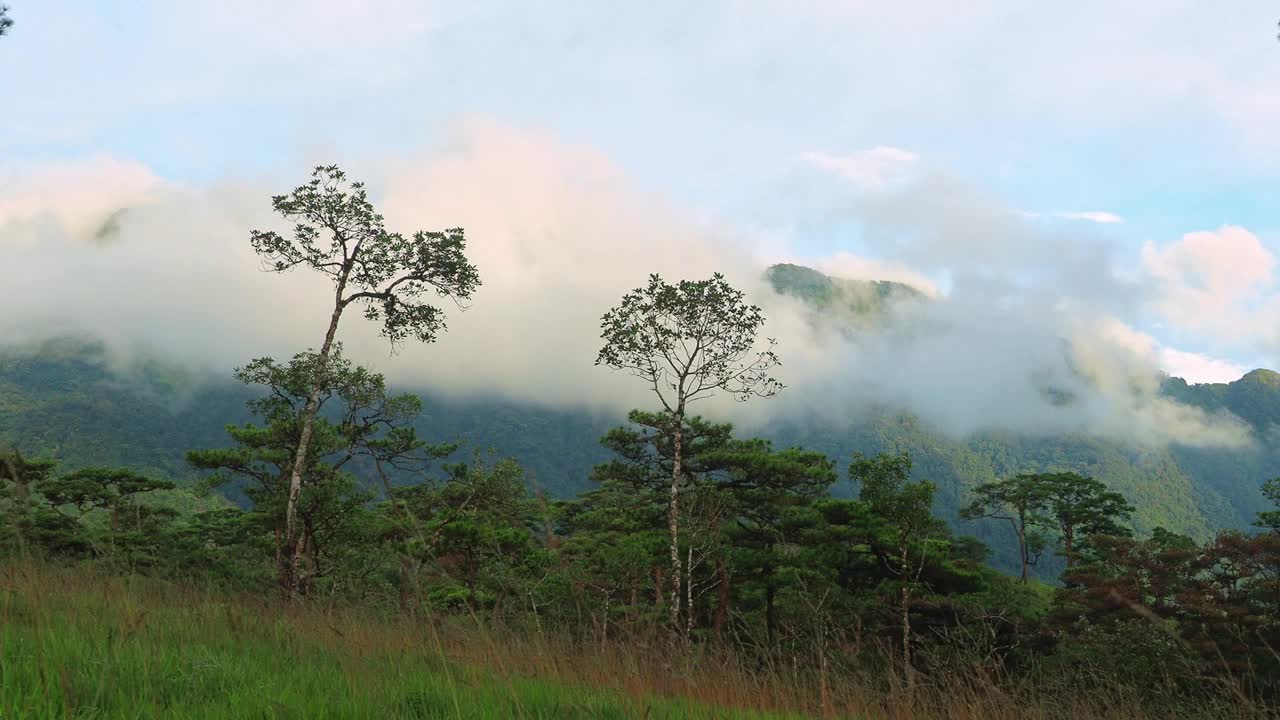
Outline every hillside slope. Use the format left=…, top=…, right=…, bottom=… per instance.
left=3, top=265, right=1278, bottom=575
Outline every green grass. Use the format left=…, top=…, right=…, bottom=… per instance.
left=2, top=562, right=1265, bottom=720
left=0, top=565, right=802, bottom=719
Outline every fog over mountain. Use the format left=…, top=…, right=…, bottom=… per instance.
left=0, top=121, right=1267, bottom=452
left=8, top=4, right=1280, bottom=710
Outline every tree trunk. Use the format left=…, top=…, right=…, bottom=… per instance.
left=301, top=529, right=317, bottom=597
left=1063, top=523, right=1075, bottom=570
left=601, top=593, right=610, bottom=646
left=900, top=583, right=913, bottom=689
left=815, top=608, right=832, bottom=718
left=669, top=418, right=684, bottom=635
left=274, top=526, right=282, bottom=574
left=282, top=284, right=347, bottom=597
left=1016, top=524, right=1029, bottom=583
left=654, top=566, right=665, bottom=606
left=110, top=504, right=120, bottom=554
left=399, top=556, right=412, bottom=612
left=818, top=633, right=832, bottom=718
left=765, top=569, right=776, bottom=649
left=4, top=456, right=30, bottom=558
left=685, top=545, right=694, bottom=640
left=713, top=559, right=729, bottom=644
left=900, top=545, right=914, bottom=690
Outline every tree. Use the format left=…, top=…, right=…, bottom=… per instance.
left=248, top=165, right=479, bottom=595
left=851, top=451, right=945, bottom=685
left=0, top=6, right=13, bottom=37
left=1037, top=472, right=1133, bottom=569
left=591, top=410, right=734, bottom=631
left=704, top=439, right=836, bottom=646
left=1, top=453, right=179, bottom=561
left=391, top=455, right=546, bottom=614
left=1059, top=527, right=1197, bottom=623
left=189, top=346, right=449, bottom=594
left=0, top=450, right=57, bottom=555
left=37, top=468, right=173, bottom=534
left=34, top=467, right=176, bottom=560
left=1188, top=531, right=1280, bottom=682
left=37, top=468, right=175, bottom=520
left=594, top=410, right=735, bottom=495
left=558, top=477, right=667, bottom=641
left=960, top=474, right=1050, bottom=583
left=596, top=272, right=782, bottom=633
left=1058, top=525, right=1280, bottom=691
left=1254, top=477, right=1280, bottom=534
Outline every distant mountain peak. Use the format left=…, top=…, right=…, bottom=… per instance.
left=764, top=263, right=924, bottom=318
left=1240, top=369, right=1280, bottom=387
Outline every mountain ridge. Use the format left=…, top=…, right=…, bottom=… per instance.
left=2, top=264, right=1277, bottom=577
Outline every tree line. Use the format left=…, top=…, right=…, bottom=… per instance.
left=3, top=165, right=1280, bottom=707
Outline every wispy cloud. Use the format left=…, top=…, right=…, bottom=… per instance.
left=1057, top=211, right=1123, bottom=224
left=1014, top=210, right=1123, bottom=224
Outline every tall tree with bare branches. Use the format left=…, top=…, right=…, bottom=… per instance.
left=249, top=165, right=480, bottom=596
left=596, top=272, right=782, bottom=634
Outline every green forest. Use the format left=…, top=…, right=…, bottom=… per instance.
left=5, top=168, right=1280, bottom=719
left=5, top=266, right=1280, bottom=577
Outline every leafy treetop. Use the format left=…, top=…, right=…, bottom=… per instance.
left=596, top=273, right=782, bottom=415
left=249, top=165, right=481, bottom=346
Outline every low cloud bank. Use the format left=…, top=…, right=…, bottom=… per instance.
left=0, top=120, right=1262, bottom=448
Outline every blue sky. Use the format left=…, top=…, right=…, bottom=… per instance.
left=3, top=1, right=1280, bottom=388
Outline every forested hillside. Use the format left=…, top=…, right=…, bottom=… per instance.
left=3, top=265, right=1278, bottom=577
left=764, top=262, right=925, bottom=321
left=9, top=5, right=1278, bottom=716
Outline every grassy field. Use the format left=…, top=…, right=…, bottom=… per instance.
left=0, top=563, right=805, bottom=719
left=0, top=562, right=1266, bottom=720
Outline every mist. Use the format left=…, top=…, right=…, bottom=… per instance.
left=0, top=119, right=1256, bottom=449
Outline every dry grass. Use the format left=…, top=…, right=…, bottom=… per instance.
left=0, top=560, right=1267, bottom=719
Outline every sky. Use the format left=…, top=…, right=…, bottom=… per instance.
left=1, top=2, right=1279, bottom=444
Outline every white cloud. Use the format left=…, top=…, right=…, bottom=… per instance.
left=0, top=156, right=162, bottom=243
left=1142, top=225, right=1280, bottom=352
left=0, top=123, right=1258, bottom=451
left=0, top=121, right=755, bottom=416
left=7, top=0, right=1280, bottom=175
left=1158, top=348, right=1249, bottom=385
left=1057, top=211, right=1123, bottom=224
left=811, top=252, right=941, bottom=297
left=1015, top=210, right=1124, bottom=225
left=167, top=0, right=442, bottom=58
left=801, top=147, right=920, bottom=191
left=1076, top=316, right=1248, bottom=384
